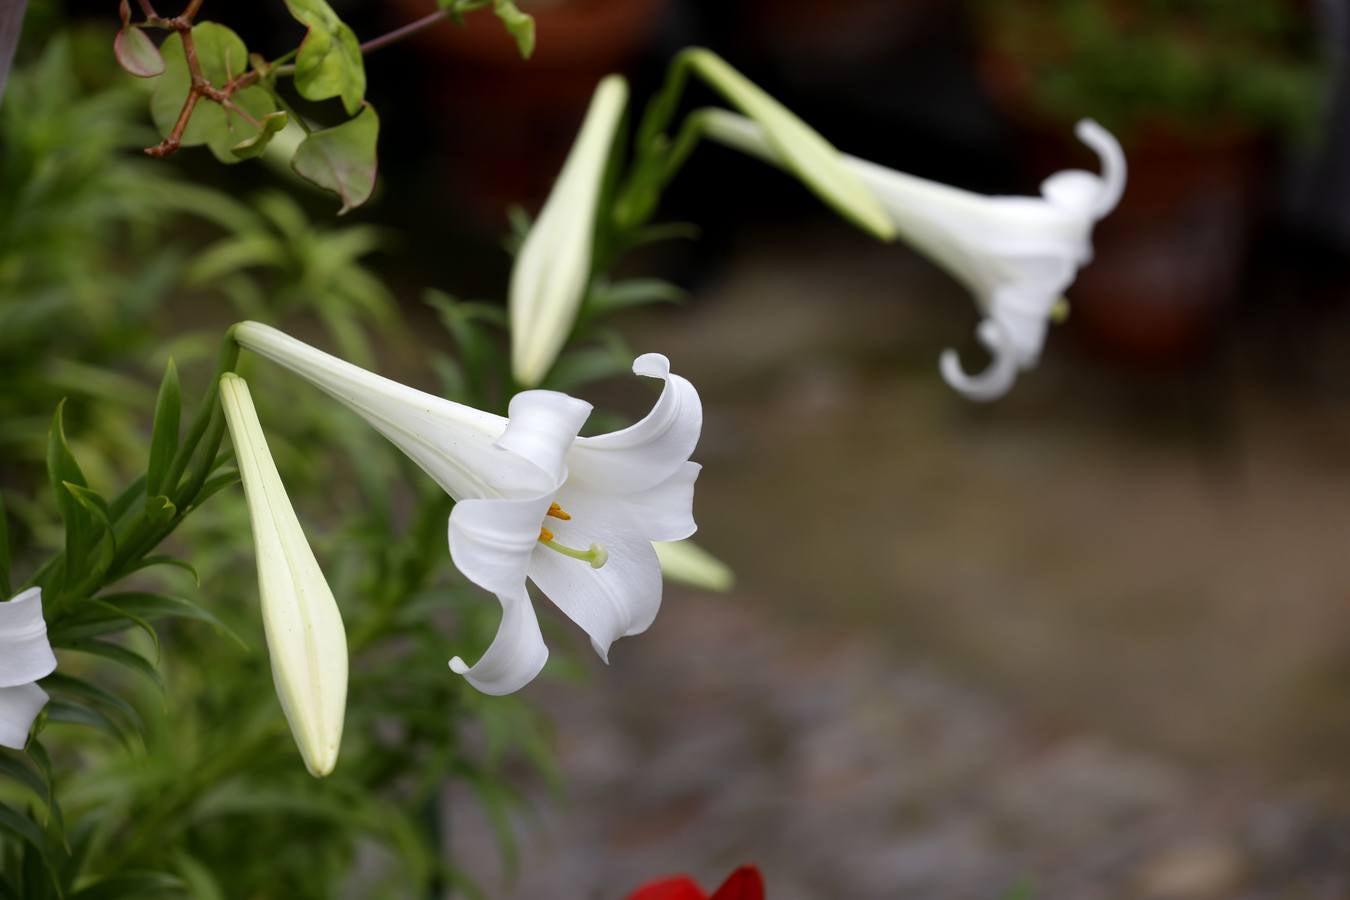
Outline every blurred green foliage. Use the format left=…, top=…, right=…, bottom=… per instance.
left=0, top=28, right=571, bottom=899
left=971, top=0, right=1325, bottom=139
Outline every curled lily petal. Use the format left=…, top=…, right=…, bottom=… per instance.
left=940, top=318, right=1020, bottom=402
left=448, top=496, right=554, bottom=694
left=568, top=353, right=703, bottom=494
left=0, top=587, right=56, bottom=688
left=0, top=683, right=49, bottom=750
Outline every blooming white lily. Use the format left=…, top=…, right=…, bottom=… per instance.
left=510, top=75, right=628, bottom=388
left=0, top=587, right=57, bottom=749
left=234, top=321, right=701, bottom=696
left=703, top=110, right=1127, bottom=401
left=220, top=373, right=348, bottom=776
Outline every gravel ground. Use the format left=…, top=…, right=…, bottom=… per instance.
left=449, top=591, right=1350, bottom=900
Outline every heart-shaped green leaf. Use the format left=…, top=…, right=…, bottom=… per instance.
left=148, top=23, right=277, bottom=164
left=291, top=104, right=380, bottom=214
left=283, top=0, right=366, bottom=116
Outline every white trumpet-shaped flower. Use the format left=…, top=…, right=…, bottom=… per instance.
left=234, top=322, right=701, bottom=696
left=220, top=373, right=348, bottom=776
left=703, top=110, right=1127, bottom=401
left=510, top=75, right=629, bottom=388
left=0, top=587, right=57, bottom=749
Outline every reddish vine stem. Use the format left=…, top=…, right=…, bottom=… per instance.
left=139, top=2, right=455, bottom=158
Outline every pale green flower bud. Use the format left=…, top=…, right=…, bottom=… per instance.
left=220, top=373, right=348, bottom=777
left=510, top=75, right=629, bottom=387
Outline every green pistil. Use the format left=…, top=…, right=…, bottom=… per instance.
left=541, top=536, right=609, bottom=569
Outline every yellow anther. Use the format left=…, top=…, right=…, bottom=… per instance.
left=547, top=503, right=572, bottom=521
left=539, top=527, right=554, bottom=543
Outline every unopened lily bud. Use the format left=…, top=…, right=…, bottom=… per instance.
left=220, top=373, right=348, bottom=777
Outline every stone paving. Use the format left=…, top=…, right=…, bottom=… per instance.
left=449, top=591, right=1350, bottom=899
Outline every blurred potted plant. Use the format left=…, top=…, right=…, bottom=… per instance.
left=969, top=0, right=1324, bottom=360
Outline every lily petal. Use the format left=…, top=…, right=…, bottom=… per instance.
left=612, top=461, right=700, bottom=543
left=495, top=390, right=594, bottom=485
left=0, top=682, right=49, bottom=750
left=447, top=495, right=553, bottom=695
left=528, top=487, right=663, bottom=661
left=940, top=318, right=1020, bottom=403
left=0, top=587, right=56, bottom=689
left=235, top=321, right=540, bottom=501
left=568, top=353, right=702, bottom=494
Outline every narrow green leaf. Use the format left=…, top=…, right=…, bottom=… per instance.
left=0, top=805, right=47, bottom=859
left=43, top=673, right=145, bottom=743
left=187, top=469, right=239, bottom=511
left=49, top=598, right=161, bottom=661
left=119, top=555, right=199, bottom=587
left=0, top=753, right=48, bottom=807
left=47, top=401, right=87, bottom=509
left=145, top=359, right=181, bottom=497
left=43, top=700, right=133, bottom=749
left=584, top=278, right=686, bottom=318
left=63, top=640, right=163, bottom=690
left=99, top=592, right=248, bottom=650
left=282, top=0, right=366, bottom=115
left=291, top=104, right=379, bottom=214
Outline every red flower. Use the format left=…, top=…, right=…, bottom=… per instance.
left=626, top=865, right=764, bottom=900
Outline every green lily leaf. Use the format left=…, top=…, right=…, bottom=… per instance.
left=145, top=358, right=180, bottom=497
left=149, top=24, right=277, bottom=164
left=291, top=104, right=380, bottom=214
left=283, top=0, right=366, bottom=115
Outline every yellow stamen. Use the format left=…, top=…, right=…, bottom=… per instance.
left=539, top=526, right=554, bottom=543
left=547, top=503, right=572, bottom=521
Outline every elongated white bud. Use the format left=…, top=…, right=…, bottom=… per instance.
left=510, top=75, right=629, bottom=388
left=220, top=373, right=348, bottom=777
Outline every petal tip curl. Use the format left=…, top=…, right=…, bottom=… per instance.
left=1074, top=118, right=1126, bottom=218
left=939, top=319, right=1020, bottom=403
left=633, top=352, right=672, bottom=380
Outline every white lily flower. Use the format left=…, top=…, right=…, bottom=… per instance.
left=510, top=75, right=628, bottom=388
left=220, top=373, right=348, bottom=777
left=0, top=587, right=57, bottom=749
left=703, top=110, right=1127, bottom=401
left=234, top=321, right=701, bottom=696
